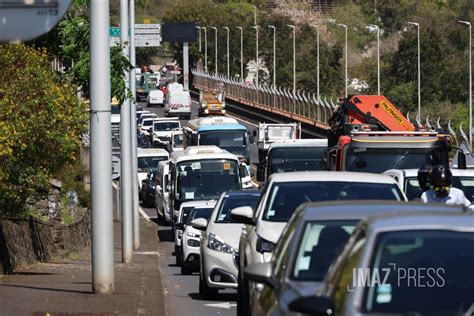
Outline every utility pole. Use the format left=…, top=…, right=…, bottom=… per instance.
left=211, top=26, right=218, bottom=74
left=251, top=5, right=257, bottom=25
left=236, top=26, right=243, bottom=80
left=458, top=20, right=472, bottom=150
left=90, top=0, right=114, bottom=293
left=203, top=27, right=207, bottom=72
left=251, top=25, right=259, bottom=86
left=337, top=23, right=348, bottom=97
left=312, top=25, right=321, bottom=112
left=407, top=22, right=421, bottom=121
left=368, top=24, right=381, bottom=95
left=287, top=25, right=296, bottom=94
left=120, top=0, right=133, bottom=264
left=129, top=0, right=139, bottom=250
left=268, top=25, right=276, bottom=90
left=223, top=26, right=230, bottom=78
left=196, top=26, right=201, bottom=52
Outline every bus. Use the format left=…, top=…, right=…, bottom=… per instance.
left=168, top=146, right=246, bottom=220
left=183, top=117, right=250, bottom=164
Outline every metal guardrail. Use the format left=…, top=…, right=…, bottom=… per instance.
left=192, top=69, right=335, bottom=132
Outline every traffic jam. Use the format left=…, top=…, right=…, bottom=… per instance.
left=130, top=71, right=474, bottom=316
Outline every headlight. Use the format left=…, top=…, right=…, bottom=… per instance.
left=187, top=239, right=200, bottom=247
left=187, top=231, right=200, bottom=238
left=256, top=236, right=275, bottom=254
left=207, top=233, right=234, bottom=254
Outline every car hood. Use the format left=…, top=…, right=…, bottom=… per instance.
left=256, top=220, right=287, bottom=244
left=208, top=223, right=244, bottom=250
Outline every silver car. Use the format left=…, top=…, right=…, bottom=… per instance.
left=243, top=201, right=466, bottom=315
left=286, top=212, right=474, bottom=315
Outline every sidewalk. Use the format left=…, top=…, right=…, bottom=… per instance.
left=0, top=218, right=167, bottom=316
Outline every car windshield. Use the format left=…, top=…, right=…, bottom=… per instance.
left=404, top=176, right=474, bottom=201
left=173, top=134, right=184, bottom=147
left=199, top=130, right=246, bottom=148
left=363, top=230, right=474, bottom=314
left=142, top=119, right=153, bottom=127
left=154, top=121, right=180, bottom=131
left=293, top=220, right=358, bottom=281
left=138, top=156, right=167, bottom=172
left=268, top=147, right=326, bottom=174
left=176, top=159, right=240, bottom=201
left=263, top=182, right=402, bottom=222
left=215, top=194, right=260, bottom=223
left=343, top=147, right=442, bottom=173
left=179, top=206, right=195, bottom=225
left=186, top=207, right=214, bottom=225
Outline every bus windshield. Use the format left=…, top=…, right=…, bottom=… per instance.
left=176, top=159, right=240, bottom=201
left=199, top=130, right=247, bottom=156
left=268, top=146, right=326, bottom=175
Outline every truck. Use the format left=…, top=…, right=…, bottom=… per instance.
left=136, top=72, right=160, bottom=101
left=198, top=86, right=226, bottom=116
left=324, top=95, right=464, bottom=173
left=252, top=122, right=301, bottom=163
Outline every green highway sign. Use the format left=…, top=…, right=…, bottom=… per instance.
left=109, top=27, right=121, bottom=37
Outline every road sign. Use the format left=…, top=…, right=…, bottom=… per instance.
left=135, top=23, right=161, bottom=30
left=135, top=39, right=161, bottom=47
left=112, top=155, right=120, bottom=180
left=143, top=19, right=151, bottom=24
left=109, top=24, right=161, bottom=47
left=1, top=0, right=73, bottom=42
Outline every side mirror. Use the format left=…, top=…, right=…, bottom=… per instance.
left=174, top=222, right=184, bottom=230
left=457, top=151, right=467, bottom=169
left=243, top=262, right=276, bottom=289
left=256, top=164, right=266, bottom=182
left=231, top=206, right=255, bottom=225
left=288, top=296, right=334, bottom=316
left=191, top=218, right=208, bottom=231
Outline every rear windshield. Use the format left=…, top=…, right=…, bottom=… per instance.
left=263, top=181, right=402, bottom=222
left=154, top=121, right=180, bottom=131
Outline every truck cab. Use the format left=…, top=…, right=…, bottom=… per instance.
left=253, top=123, right=301, bottom=163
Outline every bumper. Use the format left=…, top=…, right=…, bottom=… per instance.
left=183, top=237, right=201, bottom=267
left=166, top=110, right=191, bottom=117
left=202, top=246, right=238, bottom=289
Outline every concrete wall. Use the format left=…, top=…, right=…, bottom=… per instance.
left=0, top=210, right=90, bottom=274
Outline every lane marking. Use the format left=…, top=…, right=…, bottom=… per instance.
left=134, top=251, right=159, bottom=255
left=204, top=302, right=237, bottom=309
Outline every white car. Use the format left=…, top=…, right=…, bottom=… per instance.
left=180, top=205, right=215, bottom=274
left=137, top=148, right=169, bottom=192
left=152, top=117, right=181, bottom=148
left=174, top=200, right=216, bottom=266
left=194, top=191, right=260, bottom=299
left=147, top=89, right=164, bottom=107
left=233, top=171, right=407, bottom=315
left=139, top=117, right=156, bottom=136
left=384, top=168, right=474, bottom=201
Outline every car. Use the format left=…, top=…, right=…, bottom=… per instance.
left=180, top=205, right=215, bottom=274
left=138, top=117, right=156, bottom=136
left=167, top=129, right=184, bottom=153
left=164, top=89, right=192, bottom=119
left=287, top=212, right=474, bottom=316
left=151, top=118, right=181, bottom=148
left=140, top=171, right=157, bottom=207
left=384, top=168, right=474, bottom=201
left=147, top=89, right=164, bottom=107
left=233, top=171, right=407, bottom=316
left=243, top=201, right=467, bottom=316
left=174, top=200, right=217, bottom=266
left=193, top=191, right=260, bottom=299
left=137, top=148, right=169, bottom=192
left=240, top=163, right=253, bottom=189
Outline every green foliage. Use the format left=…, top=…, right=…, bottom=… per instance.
left=0, top=45, right=87, bottom=216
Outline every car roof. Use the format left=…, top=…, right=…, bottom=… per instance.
left=137, top=148, right=169, bottom=157
left=365, top=212, right=474, bottom=232
left=295, top=200, right=465, bottom=222
left=154, top=117, right=180, bottom=122
left=170, top=145, right=238, bottom=163
left=269, top=171, right=398, bottom=184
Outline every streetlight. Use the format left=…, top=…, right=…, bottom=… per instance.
left=268, top=25, right=276, bottom=89
left=251, top=25, right=259, bottom=85
left=287, top=24, right=296, bottom=94
left=202, top=27, right=208, bottom=72
left=367, top=24, right=381, bottom=95
left=407, top=21, right=421, bottom=121
left=211, top=26, right=218, bottom=74
left=236, top=26, right=243, bottom=80
left=223, top=26, right=230, bottom=78
left=312, top=25, right=321, bottom=111
left=251, top=5, right=257, bottom=25
left=458, top=20, right=472, bottom=150
left=196, top=26, right=201, bottom=52
left=337, top=23, right=348, bottom=97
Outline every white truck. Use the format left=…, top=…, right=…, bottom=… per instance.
left=151, top=117, right=181, bottom=148
left=252, top=122, right=301, bottom=163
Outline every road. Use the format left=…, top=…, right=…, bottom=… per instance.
left=137, top=100, right=260, bottom=315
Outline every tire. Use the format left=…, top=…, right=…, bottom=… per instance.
left=199, top=269, right=218, bottom=300
left=175, top=251, right=181, bottom=266
left=237, top=261, right=250, bottom=316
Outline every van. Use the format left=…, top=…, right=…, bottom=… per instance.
left=147, top=89, right=164, bottom=107
left=155, top=160, right=172, bottom=223
left=165, top=90, right=192, bottom=119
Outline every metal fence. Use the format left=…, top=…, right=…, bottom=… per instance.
left=192, top=68, right=335, bottom=129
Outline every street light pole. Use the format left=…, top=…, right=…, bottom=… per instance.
left=196, top=26, right=201, bottom=52
left=408, top=21, right=421, bottom=121
left=268, top=25, right=276, bottom=89
left=203, top=27, right=208, bottom=72
left=211, top=26, right=218, bottom=74
left=459, top=21, right=472, bottom=150
left=236, top=27, right=243, bottom=80
left=251, top=5, right=257, bottom=25
left=223, top=26, right=230, bottom=78
left=368, top=24, right=381, bottom=95
left=287, top=25, right=296, bottom=95
left=312, top=25, right=321, bottom=108
left=251, top=25, right=259, bottom=86
left=337, top=23, right=348, bottom=97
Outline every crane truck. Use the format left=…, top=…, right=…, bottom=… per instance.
left=324, top=95, right=466, bottom=173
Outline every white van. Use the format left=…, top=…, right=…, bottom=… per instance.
left=165, top=90, right=192, bottom=119
left=147, top=89, right=164, bottom=107
left=155, top=160, right=172, bottom=223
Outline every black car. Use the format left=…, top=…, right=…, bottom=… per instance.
left=140, top=172, right=156, bottom=207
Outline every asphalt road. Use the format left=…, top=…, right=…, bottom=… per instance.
left=138, top=100, right=261, bottom=315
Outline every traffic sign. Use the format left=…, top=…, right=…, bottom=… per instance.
left=135, top=23, right=161, bottom=30
left=135, top=39, right=161, bottom=47
left=1, top=0, right=73, bottom=42
left=109, top=27, right=120, bottom=37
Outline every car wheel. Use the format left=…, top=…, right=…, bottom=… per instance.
left=199, top=269, right=218, bottom=300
